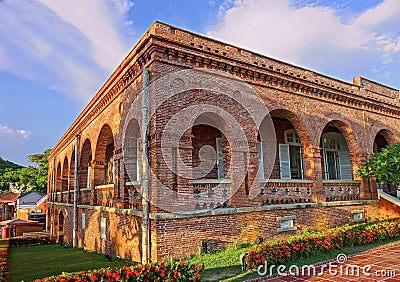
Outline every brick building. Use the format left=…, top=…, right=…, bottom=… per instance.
left=47, top=22, right=400, bottom=263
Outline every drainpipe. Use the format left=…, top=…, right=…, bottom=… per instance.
left=141, top=68, right=150, bottom=264
left=51, top=157, right=56, bottom=236
left=73, top=134, right=80, bottom=248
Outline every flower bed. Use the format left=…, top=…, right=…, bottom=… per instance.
left=245, top=218, right=400, bottom=270
left=9, top=235, right=56, bottom=248
left=35, top=261, right=204, bottom=282
left=0, top=239, right=9, bottom=281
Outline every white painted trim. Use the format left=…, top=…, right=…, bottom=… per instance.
left=192, top=179, right=232, bottom=184
left=80, top=187, right=91, bottom=191
left=378, top=189, right=400, bottom=205
left=260, top=179, right=313, bottom=184
left=322, top=180, right=361, bottom=184
left=126, top=181, right=141, bottom=186
left=95, top=184, right=114, bottom=190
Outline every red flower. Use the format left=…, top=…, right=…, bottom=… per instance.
left=90, top=275, right=98, bottom=281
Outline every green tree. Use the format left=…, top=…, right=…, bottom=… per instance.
left=0, top=149, right=51, bottom=194
left=27, top=149, right=51, bottom=193
left=357, top=142, right=400, bottom=187
left=0, top=168, right=20, bottom=190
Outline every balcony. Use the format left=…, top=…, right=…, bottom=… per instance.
left=192, top=179, right=231, bottom=210
left=322, top=180, right=361, bottom=201
left=126, top=181, right=142, bottom=210
left=95, top=184, right=115, bottom=207
left=55, top=192, right=62, bottom=203
left=260, top=179, right=314, bottom=205
left=79, top=188, right=91, bottom=205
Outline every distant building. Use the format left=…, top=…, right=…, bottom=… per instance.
left=47, top=22, right=400, bottom=263
left=0, top=192, right=18, bottom=221
left=17, top=191, right=47, bottom=223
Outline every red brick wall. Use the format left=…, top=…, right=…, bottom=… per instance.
left=46, top=22, right=400, bottom=263
left=154, top=202, right=380, bottom=260
left=50, top=206, right=142, bottom=262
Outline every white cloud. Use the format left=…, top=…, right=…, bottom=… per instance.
left=110, top=0, right=135, bottom=15
left=209, top=0, right=400, bottom=88
left=0, top=0, right=134, bottom=102
left=0, top=124, right=31, bottom=141
left=38, top=0, right=130, bottom=73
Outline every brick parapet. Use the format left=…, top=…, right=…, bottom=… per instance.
left=49, top=21, right=400, bottom=161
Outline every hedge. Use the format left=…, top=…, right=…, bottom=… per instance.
left=34, top=261, right=205, bottom=282
left=245, top=218, right=400, bottom=270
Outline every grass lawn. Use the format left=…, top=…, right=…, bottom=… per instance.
left=7, top=244, right=130, bottom=282
left=186, top=238, right=400, bottom=282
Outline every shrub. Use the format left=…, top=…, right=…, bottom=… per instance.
left=0, top=239, right=9, bottom=281
left=9, top=235, right=56, bottom=247
left=245, top=218, right=400, bottom=270
left=35, top=261, right=205, bottom=282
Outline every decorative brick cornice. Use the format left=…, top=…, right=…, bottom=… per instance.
left=49, top=21, right=400, bottom=159
left=151, top=40, right=400, bottom=118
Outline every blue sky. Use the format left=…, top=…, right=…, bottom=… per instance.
left=0, top=0, right=399, bottom=166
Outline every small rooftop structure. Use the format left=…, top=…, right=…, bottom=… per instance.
left=17, top=191, right=47, bottom=208
left=0, top=192, right=19, bottom=203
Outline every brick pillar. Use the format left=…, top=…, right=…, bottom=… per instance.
left=369, top=177, right=378, bottom=200
left=68, top=175, right=74, bottom=203
left=114, top=148, right=123, bottom=208
left=77, top=166, right=86, bottom=203
left=151, top=130, right=194, bottom=212
left=92, top=160, right=104, bottom=205
left=178, top=132, right=194, bottom=195
left=303, top=146, right=324, bottom=202
left=353, top=152, right=374, bottom=200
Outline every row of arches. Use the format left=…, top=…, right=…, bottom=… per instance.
left=50, top=124, right=115, bottom=203
left=49, top=107, right=399, bottom=205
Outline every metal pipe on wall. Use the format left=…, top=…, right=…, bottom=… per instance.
left=141, top=68, right=150, bottom=264
left=73, top=134, right=80, bottom=247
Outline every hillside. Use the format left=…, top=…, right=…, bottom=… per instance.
left=0, top=157, right=23, bottom=172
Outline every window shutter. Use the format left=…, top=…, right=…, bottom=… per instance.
left=279, top=143, right=291, bottom=180
left=338, top=151, right=352, bottom=180
left=216, top=138, right=224, bottom=179
left=87, top=165, right=91, bottom=188
left=299, top=148, right=304, bottom=179
left=258, top=142, right=264, bottom=179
